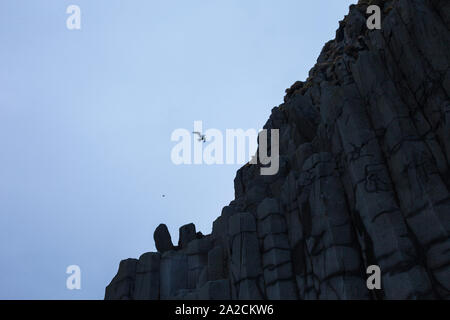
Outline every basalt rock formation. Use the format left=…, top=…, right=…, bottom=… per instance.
left=105, top=0, right=450, bottom=300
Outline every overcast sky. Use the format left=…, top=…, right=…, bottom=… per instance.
left=0, top=0, right=355, bottom=299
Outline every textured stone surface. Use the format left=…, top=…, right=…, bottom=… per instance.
left=153, top=224, right=174, bottom=253
left=133, top=252, right=160, bottom=300
left=179, top=223, right=196, bottom=248
left=199, top=280, right=231, bottom=300
left=105, top=259, right=138, bottom=300
left=160, top=251, right=188, bottom=299
left=106, top=0, right=450, bottom=300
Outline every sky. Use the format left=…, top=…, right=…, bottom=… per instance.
left=0, top=0, right=355, bottom=299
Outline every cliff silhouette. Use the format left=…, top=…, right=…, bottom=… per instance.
left=105, top=0, right=450, bottom=300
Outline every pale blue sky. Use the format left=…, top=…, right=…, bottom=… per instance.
left=0, top=0, right=355, bottom=299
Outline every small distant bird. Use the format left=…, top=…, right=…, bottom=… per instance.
left=162, top=195, right=166, bottom=198
left=193, top=131, right=206, bottom=143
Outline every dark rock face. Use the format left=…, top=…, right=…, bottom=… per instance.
left=178, top=223, right=197, bottom=248
left=105, top=0, right=450, bottom=300
left=153, top=224, right=174, bottom=253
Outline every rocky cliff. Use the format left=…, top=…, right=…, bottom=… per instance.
left=105, top=0, right=450, bottom=300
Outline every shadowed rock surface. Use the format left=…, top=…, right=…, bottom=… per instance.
left=105, top=0, right=450, bottom=300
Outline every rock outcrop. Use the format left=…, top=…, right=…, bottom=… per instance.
left=105, top=0, right=450, bottom=300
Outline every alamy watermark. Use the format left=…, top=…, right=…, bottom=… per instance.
left=66, top=265, right=81, bottom=290
left=66, top=5, right=81, bottom=30
left=171, top=121, right=279, bottom=175
left=366, top=5, right=381, bottom=30
left=366, top=265, right=381, bottom=290
left=65, top=4, right=381, bottom=31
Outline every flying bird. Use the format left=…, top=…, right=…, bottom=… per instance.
left=193, top=131, right=206, bottom=143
